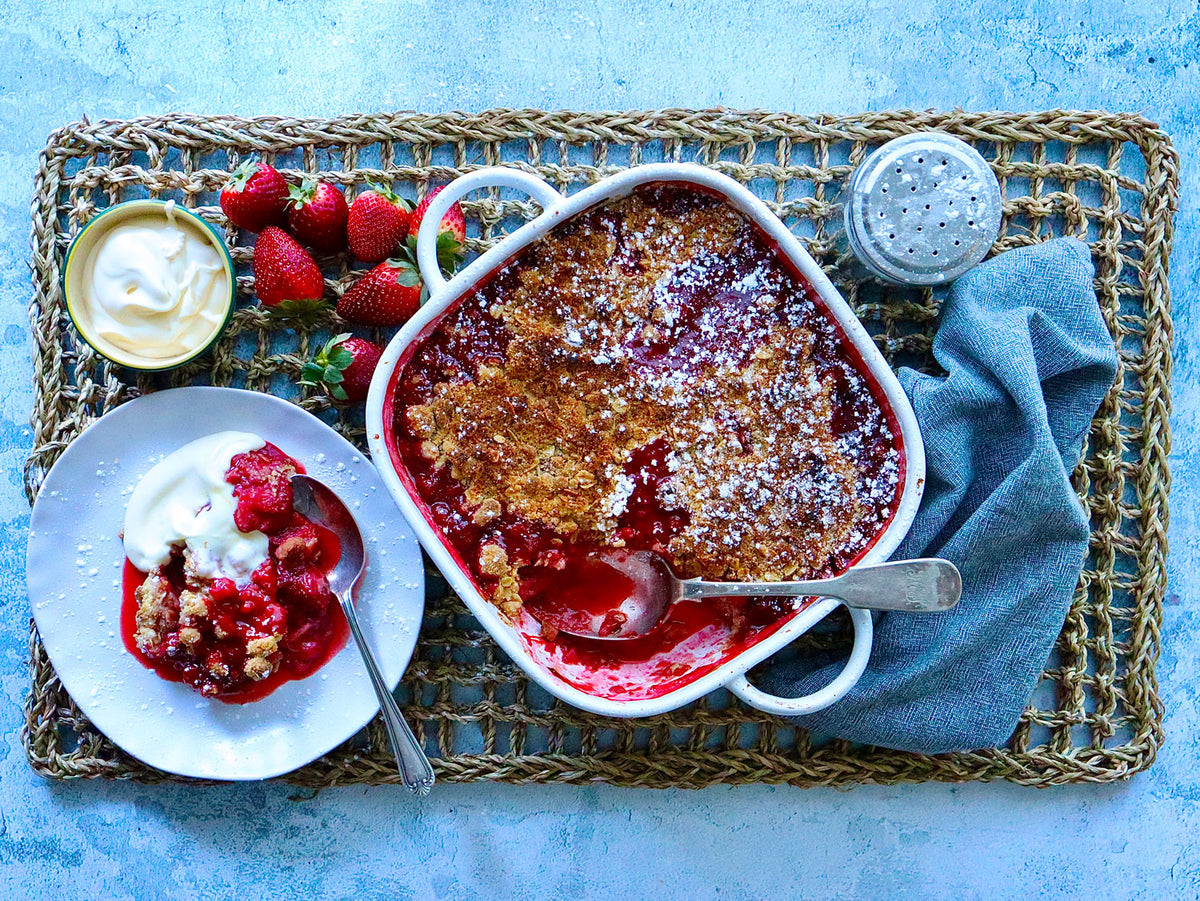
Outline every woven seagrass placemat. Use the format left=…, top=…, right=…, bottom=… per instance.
left=23, top=109, right=1177, bottom=787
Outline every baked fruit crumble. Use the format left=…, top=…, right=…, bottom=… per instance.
left=121, top=432, right=347, bottom=702
left=389, top=182, right=905, bottom=657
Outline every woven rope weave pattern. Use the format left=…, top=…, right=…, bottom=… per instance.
left=23, top=108, right=1177, bottom=787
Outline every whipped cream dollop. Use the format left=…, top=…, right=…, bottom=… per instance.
left=123, top=431, right=269, bottom=583
left=76, top=201, right=229, bottom=362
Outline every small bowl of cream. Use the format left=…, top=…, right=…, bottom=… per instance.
left=63, top=200, right=235, bottom=370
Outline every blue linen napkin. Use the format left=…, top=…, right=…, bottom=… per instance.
left=757, top=237, right=1117, bottom=753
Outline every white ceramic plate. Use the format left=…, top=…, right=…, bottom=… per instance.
left=27, top=387, right=425, bottom=780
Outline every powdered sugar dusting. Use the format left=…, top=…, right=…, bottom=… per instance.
left=397, top=183, right=904, bottom=605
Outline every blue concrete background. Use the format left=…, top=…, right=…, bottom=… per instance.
left=2, top=1, right=1198, bottom=898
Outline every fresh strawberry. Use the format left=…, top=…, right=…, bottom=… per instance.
left=348, top=186, right=413, bottom=263
left=300, top=333, right=383, bottom=403
left=336, top=259, right=421, bottom=327
left=287, top=180, right=349, bottom=253
left=407, top=185, right=466, bottom=275
left=252, top=227, right=326, bottom=311
left=220, top=160, right=289, bottom=232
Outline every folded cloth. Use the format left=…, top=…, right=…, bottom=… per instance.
left=757, top=237, right=1117, bottom=754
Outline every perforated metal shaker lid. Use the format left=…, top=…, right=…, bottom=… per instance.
left=843, top=133, right=1002, bottom=286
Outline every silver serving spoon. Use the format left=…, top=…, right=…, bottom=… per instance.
left=535, top=549, right=961, bottom=640
left=291, top=474, right=435, bottom=796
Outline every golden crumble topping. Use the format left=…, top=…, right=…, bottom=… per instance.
left=397, top=184, right=903, bottom=618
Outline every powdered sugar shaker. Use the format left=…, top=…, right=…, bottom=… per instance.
left=837, top=133, right=1003, bottom=286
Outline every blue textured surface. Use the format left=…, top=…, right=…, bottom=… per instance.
left=1, top=2, right=1197, bottom=898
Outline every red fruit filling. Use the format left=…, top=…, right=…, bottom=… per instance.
left=386, top=183, right=905, bottom=700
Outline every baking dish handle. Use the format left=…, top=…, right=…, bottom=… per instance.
left=415, top=168, right=565, bottom=297
left=726, top=604, right=873, bottom=716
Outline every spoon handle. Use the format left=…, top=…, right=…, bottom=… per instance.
left=680, top=558, right=962, bottom=612
left=337, top=592, right=436, bottom=795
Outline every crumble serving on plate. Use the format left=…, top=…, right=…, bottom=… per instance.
left=123, top=432, right=347, bottom=701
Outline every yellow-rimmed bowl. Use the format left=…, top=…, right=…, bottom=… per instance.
left=63, top=200, right=236, bottom=371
